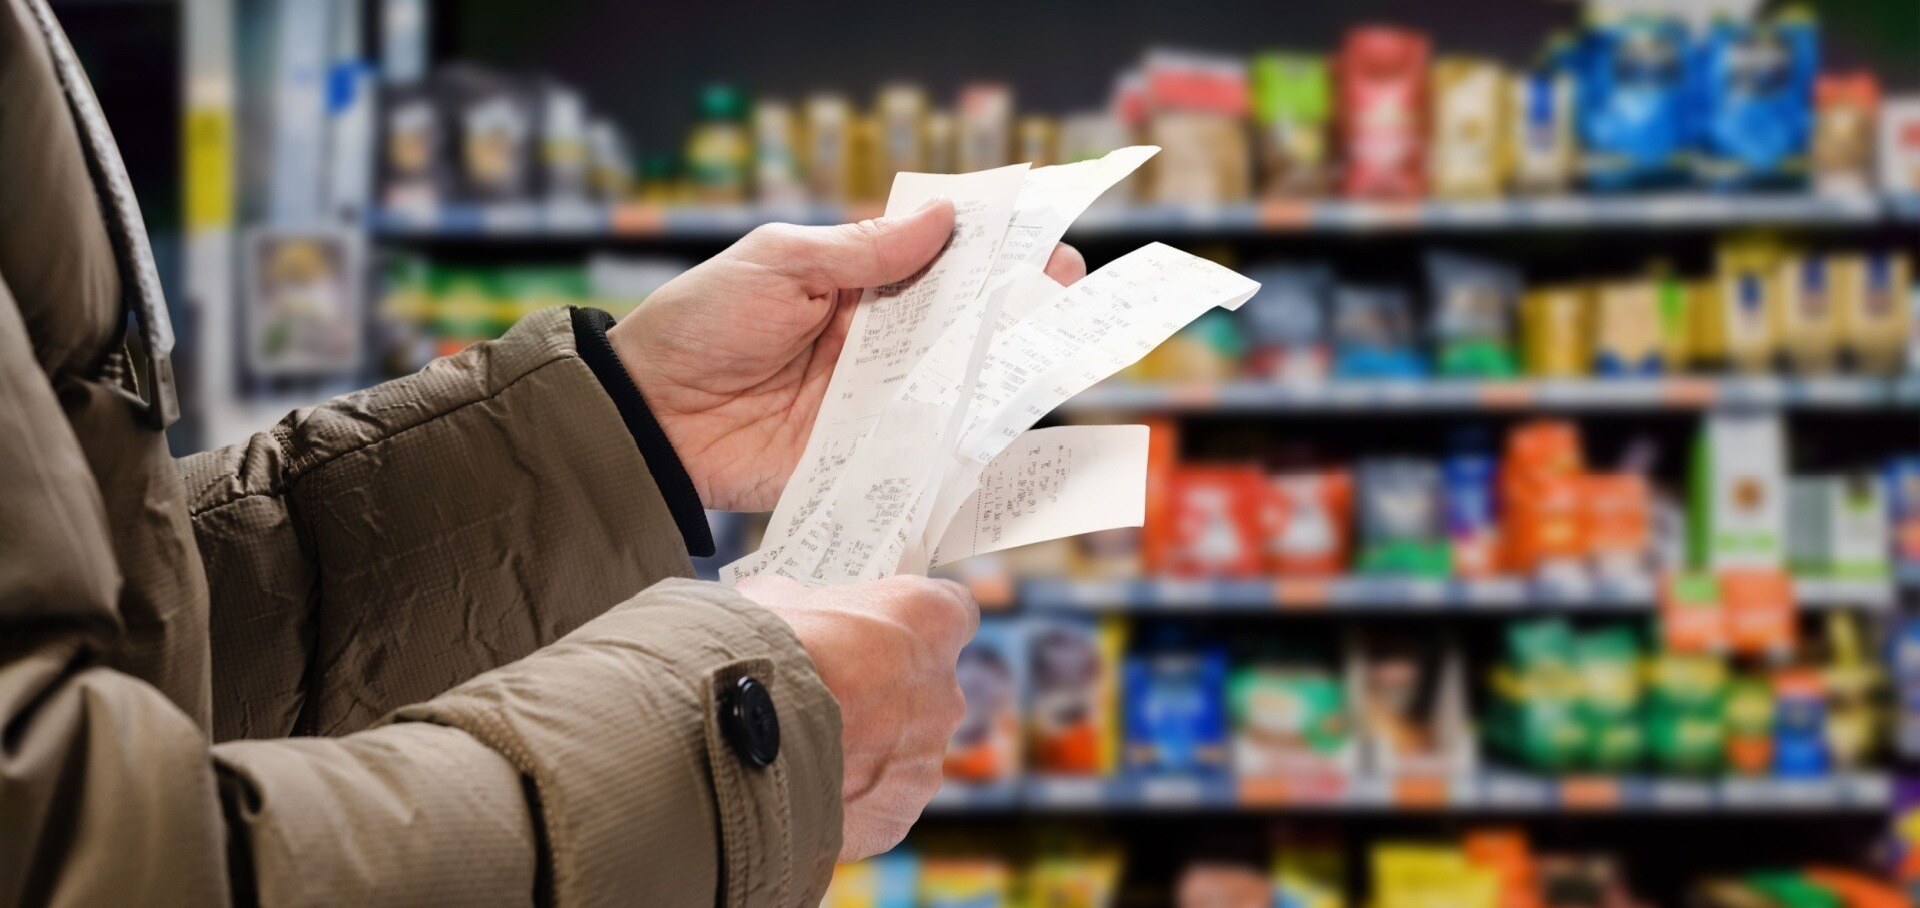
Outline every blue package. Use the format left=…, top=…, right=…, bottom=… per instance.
left=1690, top=12, right=1818, bottom=189
left=1123, top=646, right=1229, bottom=775
left=1577, top=16, right=1692, bottom=191
left=1442, top=432, right=1499, bottom=569
left=1331, top=284, right=1424, bottom=378
left=1772, top=675, right=1830, bottom=778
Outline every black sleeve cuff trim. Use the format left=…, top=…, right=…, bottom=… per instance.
left=570, top=307, right=715, bottom=558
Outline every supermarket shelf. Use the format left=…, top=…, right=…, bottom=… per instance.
left=366, top=192, right=1892, bottom=242
left=1059, top=377, right=1920, bottom=414
left=926, top=771, right=1892, bottom=814
left=1019, top=575, right=1895, bottom=613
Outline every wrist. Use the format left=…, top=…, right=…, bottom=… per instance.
left=571, top=307, right=715, bottom=556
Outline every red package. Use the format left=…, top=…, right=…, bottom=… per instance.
left=1160, top=467, right=1266, bottom=577
left=1260, top=470, right=1353, bottom=576
left=1337, top=26, right=1429, bottom=199
left=1582, top=473, right=1651, bottom=577
left=1499, top=421, right=1586, bottom=572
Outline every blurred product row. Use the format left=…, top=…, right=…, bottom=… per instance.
left=355, top=237, right=1920, bottom=388
left=367, top=8, right=1920, bottom=215
left=1164, top=242, right=1918, bottom=385
left=822, top=826, right=1904, bottom=908
left=939, top=609, right=1891, bottom=790
left=941, top=416, right=1920, bottom=591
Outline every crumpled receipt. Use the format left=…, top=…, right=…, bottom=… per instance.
left=723, top=147, right=1260, bottom=587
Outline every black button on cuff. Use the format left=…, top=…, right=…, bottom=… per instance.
left=721, top=675, right=780, bottom=768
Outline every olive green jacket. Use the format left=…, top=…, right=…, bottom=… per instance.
left=0, top=1, right=841, bottom=904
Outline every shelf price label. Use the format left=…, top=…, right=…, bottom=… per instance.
left=1559, top=775, right=1623, bottom=810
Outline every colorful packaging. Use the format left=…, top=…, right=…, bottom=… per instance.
left=1123, top=643, right=1231, bottom=774
left=1775, top=254, right=1843, bottom=374
left=1721, top=568, right=1796, bottom=658
left=1273, top=841, right=1347, bottom=908
left=1162, top=468, right=1266, bottom=577
left=1260, top=470, right=1353, bottom=576
left=1332, top=284, right=1423, bottom=378
left=1028, top=616, right=1124, bottom=775
left=1813, top=72, right=1879, bottom=195
left=1690, top=413, right=1787, bottom=570
left=1690, top=12, right=1819, bottom=190
left=1519, top=286, right=1591, bottom=378
left=1645, top=652, right=1729, bottom=774
left=1486, top=618, right=1587, bottom=771
left=1251, top=53, right=1332, bottom=197
left=1788, top=475, right=1890, bottom=579
left=1508, top=46, right=1578, bottom=194
left=1355, top=459, right=1449, bottom=577
left=1661, top=572, right=1727, bottom=655
left=1017, top=115, right=1057, bottom=166
left=1500, top=421, right=1586, bottom=576
left=1336, top=26, right=1430, bottom=199
left=1833, top=252, right=1913, bottom=375
left=920, top=858, right=1013, bottom=908
left=1143, top=51, right=1253, bottom=205
left=1583, top=472, right=1652, bottom=582
left=1354, top=632, right=1472, bottom=774
left=804, top=93, right=856, bottom=204
left=1429, top=57, right=1509, bottom=199
left=1772, top=668, right=1830, bottom=777
left=1724, top=675, right=1775, bottom=774
left=1823, top=612, right=1881, bottom=769
left=1880, top=96, right=1920, bottom=194
left=1025, top=851, right=1122, bottom=908
left=1591, top=280, right=1666, bottom=376
left=1427, top=252, right=1521, bottom=378
left=1575, top=626, right=1645, bottom=770
left=683, top=83, right=751, bottom=204
left=956, top=83, right=1013, bottom=173
left=1240, top=265, right=1333, bottom=383
left=1890, top=457, right=1920, bottom=573
left=380, top=85, right=446, bottom=210
left=1442, top=434, right=1500, bottom=578
left=823, top=854, right=919, bottom=908
left=1372, top=844, right=1499, bottom=908
left=752, top=100, right=804, bottom=205
left=946, top=619, right=1025, bottom=784
left=1656, top=274, right=1696, bottom=370
left=1575, top=16, right=1690, bottom=191
left=1230, top=658, right=1352, bottom=777
left=1709, top=238, right=1784, bottom=373
left=585, top=119, right=634, bottom=202
left=1151, top=309, right=1247, bottom=382
left=1897, top=615, right=1920, bottom=761
left=875, top=83, right=929, bottom=182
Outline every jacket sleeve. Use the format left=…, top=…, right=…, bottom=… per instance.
left=1, top=291, right=841, bottom=906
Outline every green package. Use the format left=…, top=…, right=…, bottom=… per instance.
left=1250, top=53, right=1331, bottom=196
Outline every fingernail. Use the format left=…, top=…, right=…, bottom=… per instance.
left=915, top=196, right=950, bottom=213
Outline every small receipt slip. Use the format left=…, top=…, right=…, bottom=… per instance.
left=724, top=147, right=1260, bottom=587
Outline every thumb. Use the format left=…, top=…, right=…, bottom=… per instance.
left=762, top=198, right=956, bottom=294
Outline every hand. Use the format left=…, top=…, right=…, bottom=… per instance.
left=734, top=574, right=979, bottom=861
left=607, top=203, right=1088, bottom=511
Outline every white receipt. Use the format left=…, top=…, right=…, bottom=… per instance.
left=722, top=150, right=1262, bottom=588
left=931, top=425, right=1149, bottom=567
left=759, top=164, right=1030, bottom=551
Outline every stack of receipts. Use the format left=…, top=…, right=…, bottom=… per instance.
left=722, top=146, right=1260, bottom=587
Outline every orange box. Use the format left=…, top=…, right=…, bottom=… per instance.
left=1722, top=568, right=1796, bottom=656
left=1660, top=572, right=1726, bottom=654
